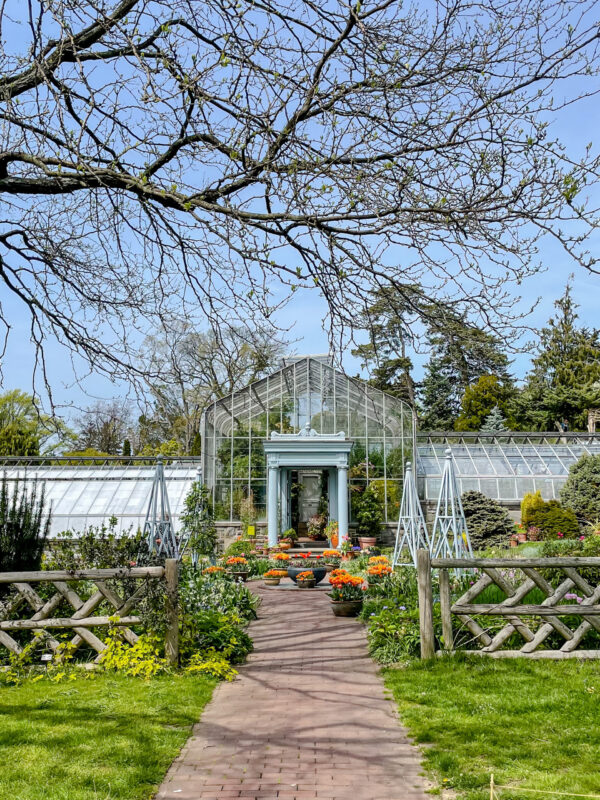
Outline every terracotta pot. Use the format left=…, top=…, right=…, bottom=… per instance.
left=358, top=537, right=377, bottom=549
left=263, top=577, right=281, bottom=586
left=329, top=533, right=339, bottom=549
left=331, top=599, right=363, bottom=617
left=278, top=542, right=291, bottom=550
left=517, top=532, right=527, bottom=544
left=509, top=536, right=518, bottom=548
left=297, top=578, right=316, bottom=589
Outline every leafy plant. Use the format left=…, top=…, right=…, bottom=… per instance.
left=520, top=492, right=579, bottom=538
left=367, top=607, right=422, bottom=663
left=460, top=490, right=514, bottom=549
left=0, top=475, right=50, bottom=575
left=180, top=610, right=252, bottom=664
left=99, top=629, right=168, bottom=679
left=353, top=485, right=383, bottom=538
left=179, top=482, right=217, bottom=558
left=47, top=517, right=147, bottom=570
left=184, top=649, right=238, bottom=681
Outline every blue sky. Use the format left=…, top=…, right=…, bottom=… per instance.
left=1, top=11, right=600, bottom=413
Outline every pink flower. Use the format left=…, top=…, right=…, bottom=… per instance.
left=579, top=535, right=585, bottom=541
left=557, top=532, right=564, bottom=538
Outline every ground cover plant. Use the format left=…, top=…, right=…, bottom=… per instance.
left=0, top=672, right=214, bottom=800
left=385, top=656, right=600, bottom=800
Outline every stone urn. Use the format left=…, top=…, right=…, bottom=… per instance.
left=297, top=577, right=316, bottom=589
left=330, top=599, right=363, bottom=617
left=287, top=566, right=327, bottom=585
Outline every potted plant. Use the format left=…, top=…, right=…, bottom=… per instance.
left=324, top=520, right=339, bottom=548
left=287, top=552, right=327, bottom=584
left=263, top=569, right=288, bottom=586
left=296, top=570, right=316, bottom=589
left=202, top=566, right=225, bottom=577
left=271, top=552, right=291, bottom=565
left=225, top=556, right=249, bottom=581
left=354, top=485, right=382, bottom=549
left=328, top=572, right=365, bottom=616
left=307, top=514, right=326, bottom=541
left=340, top=539, right=357, bottom=561
left=322, top=549, right=341, bottom=572
left=280, top=528, right=298, bottom=546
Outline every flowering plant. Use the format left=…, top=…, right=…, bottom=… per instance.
left=323, top=549, right=341, bottom=564
left=329, top=572, right=365, bottom=601
left=272, top=552, right=290, bottom=561
left=368, top=555, right=390, bottom=565
left=225, top=556, right=248, bottom=568
left=307, top=514, right=326, bottom=539
left=264, top=569, right=288, bottom=578
left=329, top=568, right=349, bottom=579
left=296, top=570, right=315, bottom=581
left=324, top=520, right=339, bottom=547
left=203, top=566, right=225, bottom=575
left=367, top=563, right=392, bottom=578
left=291, top=552, right=323, bottom=567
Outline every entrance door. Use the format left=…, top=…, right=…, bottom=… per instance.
left=299, top=471, right=321, bottom=521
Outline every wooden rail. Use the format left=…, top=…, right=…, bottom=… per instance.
left=0, top=561, right=179, bottom=666
left=417, top=550, right=600, bottom=660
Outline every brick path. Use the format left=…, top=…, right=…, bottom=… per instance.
left=156, top=582, right=429, bottom=800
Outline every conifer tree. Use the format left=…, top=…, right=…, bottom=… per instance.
left=520, top=286, right=600, bottom=430
left=480, top=405, right=507, bottom=432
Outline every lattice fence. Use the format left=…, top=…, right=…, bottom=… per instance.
left=0, top=564, right=178, bottom=665
left=416, top=551, right=600, bottom=659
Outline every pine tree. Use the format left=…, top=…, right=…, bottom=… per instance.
left=480, top=405, right=507, bottom=431
left=122, top=438, right=131, bottom=457
left=418, top=354, right=459, bottom=430
left=520, top=285, right=600, bottom=430
left=455, top=375, right=513, bottom=431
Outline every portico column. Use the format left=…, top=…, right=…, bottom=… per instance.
left=337, top=465, right=349, bottom=547
left=268, top=465, right=279, bottom=547
left=328, top=468, right=338, bottom=521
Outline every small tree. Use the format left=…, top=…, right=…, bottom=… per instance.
left=481, top=406, right=507, bottom=432
left=354, top=485, right=383, bottom=539
left=180, top=483, right=217, bottom=559
left=0, top=476, right=51, bottom=573
left=560, top=454, right=600, bottom=522
left=461, top=491, right=514, bottom=550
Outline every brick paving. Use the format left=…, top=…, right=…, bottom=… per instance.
left=155, top=581, right=430, bottom=800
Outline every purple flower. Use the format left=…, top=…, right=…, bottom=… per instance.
left=399, top=605, right=406, bottom=611
left=565, top=593, right=577, bottom=600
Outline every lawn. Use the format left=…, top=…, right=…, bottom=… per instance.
left=385, top=656, right=600, bottom=800
left=0, top=673, right=215, bottom=800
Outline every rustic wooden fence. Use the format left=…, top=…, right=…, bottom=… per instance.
left=0, top=560, right=179, bottom=666
left=416, top=549, right=600, bottom=660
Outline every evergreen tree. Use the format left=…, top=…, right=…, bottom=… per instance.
left=481, top=405, right=507, bottom=432
left=456, top=377, right=514, bottom=431
left=189, top=431, right=202, bottom=456
left=520, top=286, right=600, bottom=430
left=122, top=438, right=131, bottom=457
left=418, top=317, right=511, bottom=430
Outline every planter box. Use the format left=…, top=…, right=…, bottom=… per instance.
left=330, top=599, right=363, bottom=617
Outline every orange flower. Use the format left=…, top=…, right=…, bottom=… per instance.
left=272, top=552, right=290, bottom=561
left=329, top=568, right=349, bottom=579
left=203, top=566, right=225, bottom=575
left=265, top=569, right=288, bottom=578
left=323, top=549, right=340, bottom=557
left=226, top=556, right=247, bottom=566
left=329, top=573, right=364, bottom=588
left=368, top=555, right=390, bottom=565
left=296, top=570, right=314, bottom=580
left=367, top=564, right=392, bottom=576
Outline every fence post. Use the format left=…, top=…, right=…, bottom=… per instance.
left=417, top=548, right=435, bottom=659
left=438, top=567, right=454, bottom=652
left=165, top=558, right=179, bottom=666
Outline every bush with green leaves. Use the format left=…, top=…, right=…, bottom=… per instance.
left=367, top=607, right=422, bottom=663
left=47, top=517, right=151, bottom=570
left=180, top=610, right=252, bottom=665
left=179, top=483, right=217, bottom=558
left=179, top=567, right=259, bottom=621
left=540, top=535, right=600, bottom=587
left=460, top=490, right=514, bottom=550
left=560, top=453, right=600, bottom=523
left=0, top=475, right=50, bottom=574
left=353, top=485, right=383, bottom=538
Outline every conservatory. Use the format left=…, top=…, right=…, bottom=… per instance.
left=201, top=355, right=415, bottom=542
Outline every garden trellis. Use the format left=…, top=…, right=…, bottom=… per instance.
left=144, top=456, right=178, bottom=559
left=429, top=448, right=473, bottom=559
left=393, top=461, right=430, bottom=566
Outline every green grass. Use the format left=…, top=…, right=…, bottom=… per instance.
left=0, top=673, right=215, bottom=800
left=385, top=656, right=600, bottom=800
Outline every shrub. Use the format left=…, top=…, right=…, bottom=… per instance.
left=561, top=453, right=600, bottom=522
left=460, top=491, right=514, bottom=549
left=179, top=483, right=217, bottom=558
left=223, top=536, right=254, bottom=558
left=354, top=485, right=383, bottom=538
left=180, top=610, right=252, bottom=664
left=367, top=607, right=422, bottom=663
left=47, top=518, right=149, bottom=570
left=540, top=535, right=600, bottom=586
left=532, top=500, right=579, bottom=539
left=0, top=475, right=50, bottom=573
left=179, top=568, right=259, bottom=621
left=521, top=491, right=546, bottom=528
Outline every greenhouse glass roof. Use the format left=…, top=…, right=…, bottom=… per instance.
left=416, top=433, right=600, bottom=502
left=0, top=460, right=201, bottom=537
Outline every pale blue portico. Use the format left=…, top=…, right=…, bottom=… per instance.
left=263, top=423, right=353, bottom=547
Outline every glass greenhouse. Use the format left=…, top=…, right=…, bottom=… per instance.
left=0, top=461, right=201, bottom=538
left=201, top=355, right=415, bottom=525
left=416, top=433, right=600, bottom=502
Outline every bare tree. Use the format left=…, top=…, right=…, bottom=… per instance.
left=1, top=0, right=599, bottom=398
left=73, top=399, right=132, bottom=454
left=140, top=322, right=288, bottom=452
